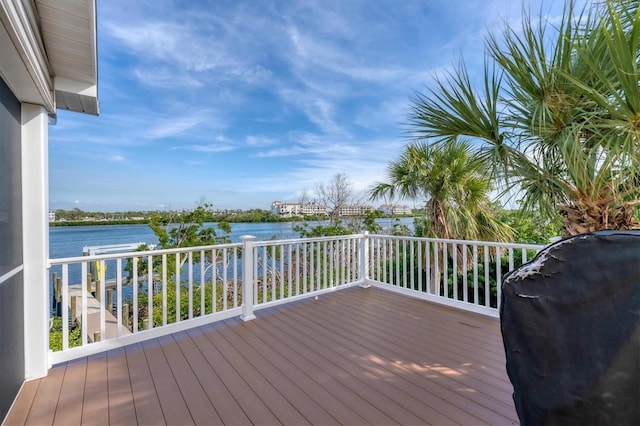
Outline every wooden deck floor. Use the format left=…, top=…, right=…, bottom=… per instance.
left=5, top=287, right=518, bottom=425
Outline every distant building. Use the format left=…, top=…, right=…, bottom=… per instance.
left=271, top=201, right=300, bottom=217
left=337, top=205, right=373, bottom=216
left=271, top=201, right=328, bottom=217
left=299, top=203, right=328, bottom=216
left=48, top=210, right=56, bottom=222
left=378, top=204, right=412, bottom=215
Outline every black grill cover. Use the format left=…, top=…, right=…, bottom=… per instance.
left=500, top=230, right=640, bottom=426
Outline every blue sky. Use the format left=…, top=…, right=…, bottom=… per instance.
left=49, top=0, right=567, bottom=212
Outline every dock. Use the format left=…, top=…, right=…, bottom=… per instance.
left=68, top=284, right=131, bottom=341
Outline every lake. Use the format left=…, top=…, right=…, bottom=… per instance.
left=49, top=218, right=414, bottom=259
left=47, top=218, right=414, bottom=314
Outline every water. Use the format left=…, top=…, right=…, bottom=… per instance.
left=49, top=218, right=413, bottom=259
left=48, top=218, right=414, bottom=315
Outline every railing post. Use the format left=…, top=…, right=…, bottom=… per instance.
left=359, top=232, right=371, bottom=288
left=240, top=235, right=257, bottom=321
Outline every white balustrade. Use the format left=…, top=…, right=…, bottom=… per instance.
left=48, top=234, right=543, bottom=363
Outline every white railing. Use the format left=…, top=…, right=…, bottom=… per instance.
left=366, top=235, right=544, bottom=316
left=48, top=233, right=543, bottom=364
left=250, top=234, right=363, bottom=312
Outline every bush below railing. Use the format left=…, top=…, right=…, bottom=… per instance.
left=366, top=235, right=543, bottom=314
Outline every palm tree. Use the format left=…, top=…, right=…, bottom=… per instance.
left=370, top=139, right=513, bottom=294
left=407, top=0, right=639, bottom=236
left=370, top=139, right=513, bottom=242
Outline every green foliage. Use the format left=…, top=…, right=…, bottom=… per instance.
left=370, top=139, right=514, bottom=242
left=499, top=209, right=563, bottom=244
left=363, top=209, right=383, bottom=233
left=379, top=246, right=538, bottom=308
left=406, top=0, right=640, bottom=234
left=294, top=221, right=352, bottom=237
left=126, top=280, right=238, bottom=329
left=49, top=316, right=82, bottom=351
left=149, top=204, right=231, bottom=249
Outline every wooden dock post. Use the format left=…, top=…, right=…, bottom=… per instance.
left=122, top=303, right=130, bottom=329
left=107, top=289, right=113, bottom=312
left=95, top=273, right=102, bottom=302
left=71, top=296, right=77, bottom=323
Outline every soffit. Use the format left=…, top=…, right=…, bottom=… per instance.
left=35, top=0, right=98, bottom=115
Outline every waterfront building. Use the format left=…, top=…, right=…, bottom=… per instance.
left=378, top=204, right=413, bottom=215
left=337, top=205, right=373, bottom=216
left=271, top=201, right=328, bottom=217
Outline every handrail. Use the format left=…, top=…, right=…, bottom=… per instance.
left=47, top=234, right=544, bottom=364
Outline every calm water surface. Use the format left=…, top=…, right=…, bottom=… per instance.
left=47, top=219, right=413, bottom=313
left=49, top=219, right=413, bottom=258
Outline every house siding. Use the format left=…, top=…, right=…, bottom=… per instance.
left=0, top=76, right=25, bottom=422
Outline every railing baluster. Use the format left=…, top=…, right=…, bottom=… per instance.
left=223, top=247, right=229, bottom=310
left=302, top=243, right=307, bottom=295
left=295, top=243, right=300, bottom=296
left=233, top=247, right=239, bottom=307
left=508, top=247, right=514, bottom=272
left=162, top=254, right=167, bottom=324
left=484, top=246, right=490, bottom=307
left=462, top=245, right=468, bottom=303
left=425, top=240, right=431, bottom=294
left=433, top=242, right=439, bottom=296
left=133, top=257, right=139, bottom=332
left=452, top=243, right=458, bottom=300
left=326, top=241, right=331, bottom=288
left=148, top=255, right=153, bottom=328
left=402, top=239, right=407, bottom=289
left=473, top=244, right=479, bottom=305
left=496, top=247, right=502, bottom=309
left=200, top=250, right=205, bottom=315
left=314, top=241, right=326, bottom=290
left=116, top=258, right=123, bottom=336
left=175, top=253, right=180, bottom=323
left=62, top=264, right=69, bottom=350
left=395, top=239, right=400, bottom=286
left=81, top=262, right=88, bottom=346
left=288, top=244, right=293, bottom=297
left=279, top=244, right=284, bottom=300
left=99, top=260, right=106, bottom=341
left=410, top=240, right=415, bottom=291
left=442, top=243, right=448, bottom=299
left=418, top=240, right=423, bottom=292
left=211, top=249, right=216, bottom=314
left=188, top=251, right=193, bottom=319
left=253, top=246, right=258, bottom=306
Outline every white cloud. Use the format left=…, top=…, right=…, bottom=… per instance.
left=145, top=112, right=211, bottom=139
left=180, top=144, right=236, bottom=153
left=133, top=68, right=203, bottom=89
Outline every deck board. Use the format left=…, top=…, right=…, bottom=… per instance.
left=4, top=379, right=39, bottom=426
left=184, top=327, right=281, bottom=426
left=52, top=357, right=86, bottom=426
left=167, top=330, right=251, bottom=426
left=140, top=338, right=194, bottom=425
left=81, top=352, right=109, bottom=425
left=6, top=286, right=518, bottom=425
left=123, top=343, right=165, bottom=426
left=326, top=290, right=515, bottom=401
left=242, top=313, right=428, bottom=425
left=106, top=348, right=138, bottom=425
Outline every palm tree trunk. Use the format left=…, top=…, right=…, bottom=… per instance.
left=559, top=200, right=640, bottom=236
